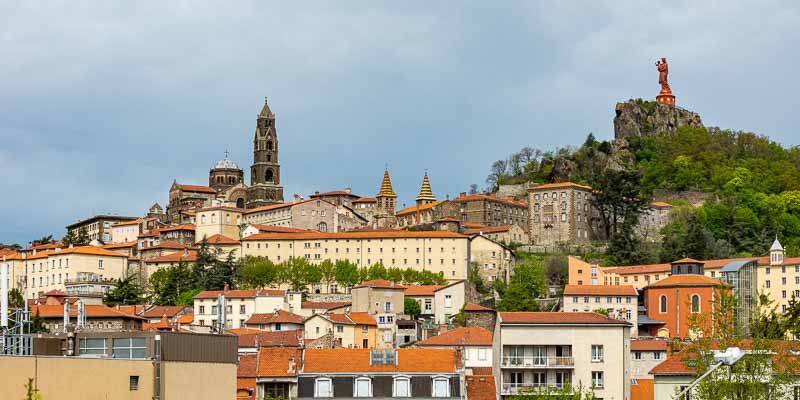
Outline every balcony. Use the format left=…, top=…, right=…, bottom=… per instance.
left=501, top=383, right=570, bottom=395
left=501, top=356, right=574, bottom=369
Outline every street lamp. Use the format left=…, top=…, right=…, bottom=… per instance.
left=673, top=347, right=745, bottom=399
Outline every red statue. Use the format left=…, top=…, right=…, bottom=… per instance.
left=655, top=57, right=675, bottom=106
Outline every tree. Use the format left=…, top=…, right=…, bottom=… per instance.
left=60, top=230, right=78, bottom=247
left=103, top=274, right=145, bottom=306
left=285, top=258, right=310, bottom=291
left=593, top=308, right=609, bottom=316
left=468, top=184, right=479, bottom=195
left=486, top=159, right=508, bottom=191
left=149, top=261, right=195, bottom=306
left=176, top=288, right=205, bottom=307
left=304, top=263, right=323, bottom=287
left=75, top=227, right=89, bottom=245
left=34, top=235, right=53, bottom=245
left=496, top=257, right=546, bottom=312
left=28, top=310, right=48, bottom=334
left=590, top=168, right=649, bottom=241
left=750, top=292, right=786, bottom=340
left=7, top=288, right=24, bottom=309
left=319, top=260, right=336, bottom=291
left=468, top=263, right=490, bottom=295
left=367, top=263, right=387, bottom=280
left=334, top=260, right=359, bottom=290
left=23, top=378, right=42, bottom=400
left=238, top=256, right=278, bottom=289
left=404, top=298, right=421, bottom=320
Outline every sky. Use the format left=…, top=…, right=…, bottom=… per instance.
left=1, top=1, right=799, bottom=244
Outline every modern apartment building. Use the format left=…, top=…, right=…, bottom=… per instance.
left=562, top=284, right=639, bottom=336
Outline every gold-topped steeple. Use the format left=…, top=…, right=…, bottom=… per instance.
left=415, top=171, right=437, bottom=205
left=377, top=168, right=397, bottom=198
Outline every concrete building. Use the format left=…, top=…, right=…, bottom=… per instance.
left=403, top=281, right=466, bottom=325
left=297, top=348, right=463, bottom=399
left=241, top=230, right=470, bottom=281
left=563, top=284, right=639, bottom=336
left=25, top=246, right=128, bottom=300
left=195, top=206, right=245, bottom=243
left=66, top=214, right=138, bottom=244
left=469, top=235, right=517, bottom=284
left=630, top=339, right=668, bottom=380
left=245, top=309, right=305, bottom=331
left=496, top=312, right=631, bottom=399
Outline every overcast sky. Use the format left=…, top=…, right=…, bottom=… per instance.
left=1, top=1, right=798, bottom=244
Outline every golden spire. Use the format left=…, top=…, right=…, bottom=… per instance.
left=415, top=171, right=437, bottom=202
left=377, top=168, right=397, bottom=198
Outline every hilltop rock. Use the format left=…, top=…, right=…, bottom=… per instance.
left=614, top=99, right=703, bottom=139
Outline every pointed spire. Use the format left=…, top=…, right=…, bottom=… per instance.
left=415, top=171, right=437, bottom=203
left=259, top=97, right=274, bottom=118
left=771, top=236, right=784, bottom=252
left=377, top=168, right=397, bottom=198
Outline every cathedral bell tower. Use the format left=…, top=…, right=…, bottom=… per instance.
left=246, top=98, right=285, bottom=208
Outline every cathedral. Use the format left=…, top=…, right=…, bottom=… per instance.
left=165, top=99, right=285, bottom=222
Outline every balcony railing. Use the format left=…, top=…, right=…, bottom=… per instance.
left=501, top=356, right=575, bottom=368
left=501, top=383, right=569, bottom=395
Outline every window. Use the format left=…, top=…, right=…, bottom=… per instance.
left=659, top=295, right=668, bottom=313
left=199, top=306, right=205, bottom=314
left=653, top=351, right=664, bottom=360
left=112, top=337, right=147, bottom=359
left=591, top=345, right=603, bottom=362
left=353, top=377, right=372, bottom=397
left=425, top=299, right=432, bottom=311
left=337, top=325, right=344, bottom=333
left=634, top=351, right=643, bottom=360
left=129, top=376, right=139, bottom=391
left=79, top=338, right=107, bottom=355
left=315, top=378, right=333, bottom=398
left=393, top=377, right=411, bottom=397
left=240, top=305, right=246, bottom=314
left=445, top=295, right=452, bottom=308
left=478, top=348, right=487, bottom=360
left=362, top=325, right=368, bottom=333
left=432, top=377, right=450, bottom=397
left=592, top=371, right=604, bottom=388
left=691, top=294, right=700, bottom=313
left=384, top=302, right=392, bottom=312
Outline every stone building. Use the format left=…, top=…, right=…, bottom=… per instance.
left=351, top=197, right=377, bottom=223
left=158, top=223, right=196, bottom=246
left=451, top=193, right=528, bottom=231
left=468, top=235, right=517, bottom=284
left=244, top=198, right=367, bottom=233
left=309, top=188, right=362, bottom=209
left=209, top=154, right=245, bottom=195
left=66, top=214, right=138, bottom=244
left=195, top=206, right=245, bottom=242
left=166, top=182, right=218, bottom=223
left=246, top=99, right=285, bottom=208
left=373, top=169, right=398, bottom=228
left=464, top=224, right=529, bottom=245
left=528, top=182, right=595, bottom=246
left=636, top=201, right=673, bottom=242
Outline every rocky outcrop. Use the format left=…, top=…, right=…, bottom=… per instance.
left=614, top=99, right=703, bottom=139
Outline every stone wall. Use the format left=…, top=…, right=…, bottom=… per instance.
left=465, top=310, right=496, bottom=333
left=497, top=183, right=530, bottom=199
left=653, top=189, right=714, bottom=208
left=305, top=293, right=352, bottom=303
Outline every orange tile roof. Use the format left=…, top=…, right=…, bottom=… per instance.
left=646, top=274, right=724, bottom=288
left=194, top=288, right=285, bottom=299
left=246, top=310, right=305, bottom=325
left=630, top=378, right=654, bottom=400
left=242, top=229, right=466, bottom=241
left=436, top=216, right=460, bottom=222
left=604, top=263, right=671, bottom=275
left=649, top=355, right=695, bottom=375
left=302, top=348, right=458, bottom=373
left=238, top=354, right=258, bottom=377
left=205, top=234, right=240, bottom=245
left=464, top=303, right=494, bottom=312
left=462, top=222, right=486, bottom=229
left=346, top=312, right=377, bottom=326
left=40, top=246, right=128, bottom=258
left=112, top=218, right=145, bottom=227
left=237, top=378, right=256, bottom=400
left=650, top=201, right=672, bottom=208
left=102, top=241, right=138, bottom=249
left=257, top=330, right=303, bottom=347
left=113, top=305, right=148, bottom=316
left=404, top=285, right=445, bottom=296
left=466, top=375, right=496, bottom=400
left=353, top=279, right=406, bottom=290
left=563, top=284, right=637, bottom=296
left=324, top=313, right=355, bottom=325
left=145, top=251, right=197, bottom=264
left=31, top=305, right=146, bottom=320
left=245, top=199, right=313, bottom=214
left=528, top=182, right=593, bottom=191
left=159, top=224, right=195, bottom=232
left=198, top=206, right=246, bottom=213
left=464, top=225, right=515, bottom=235
left=301, top=301, right=351, bottom=310
left=631, top=339, right=668, bottom=351
left=258, top=347, right=302, bottom=377
left=352, top=197, right=377, bottom=203
left=176, top=314, right=194, bottom=324
left=141, top=305, right=190, bottom=318
left=177, top=184, right=216, bottom=194
left=395, top=201, right=444, bottom=217
left=416, top=327, right=493, bottom=346
left=310, top=190, right=359, bottom=197
left=249, top=224, right=312, bottom=233
left=500, top=312, right=631, bottom=325
left=149, top=240, right=191, bottom=250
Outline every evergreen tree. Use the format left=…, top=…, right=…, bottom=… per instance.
left=149, top=261, right=195, bottom=306
left=103, top=274, right=145, bottom=306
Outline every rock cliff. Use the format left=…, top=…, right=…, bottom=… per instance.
left=614, top=98, right=703, bottom=139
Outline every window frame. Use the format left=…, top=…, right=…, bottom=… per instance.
left=432, top=376, right=451, bottom=398
left=315, top=378, right=333, bottom=398
left=393, top=376, right=411, bottom=398
left=353, top=376, right=372, bottom=398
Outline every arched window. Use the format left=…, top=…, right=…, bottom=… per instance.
left=228, top=176, right=235, bottom=184
left=393, top=377, right=411, bottom=397
left=236, top=198, right=245, bottom=209
left=354, top=377, right=372, bottom=397
left=267, top=141, right=273, bottom=151
left=659, top=295, right=667, bottom=313
left=318, top=222, right=328, bottom=232
left=691, top=294, right=700, bottom=313
left=265, top=169, right=274, bottom=182
left=267, top=154, right=272, bottom=162
left=201, top=215, right=207, bottom=224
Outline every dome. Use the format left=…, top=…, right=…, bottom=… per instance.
left=212, top=158, right=241, bottom=170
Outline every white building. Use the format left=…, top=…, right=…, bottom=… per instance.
left=192, top=288, right=301, bottom=329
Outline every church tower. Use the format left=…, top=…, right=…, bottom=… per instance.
left=246, top=98, right=285, bottom=208
left=415, top=171, right=437, bottom=206
left=376, top=168, right=397, bottom=216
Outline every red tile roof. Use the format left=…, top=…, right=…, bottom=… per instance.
left=500, top=312, right=630, bottom=325
left=416, top=327, right=493, bottom=346
left=310, top=190, right=360, bottom=197
left=257, top=330, right=303, bottom=347
left=194, top=289, right=285, bottom=299
left=563, top=284, right=637, bottom=296
left=149, top=240, right=191, bottom=250
left=102, top=241, right=138, bottom=249
left=453, top=193, right=527, bottom=207
left=404, top=285, right=444, bottom=296
left=604, top=263, right=671, bottom=275
left=466, top=375, right=496, bottom=400
left=258, top=347, right=302, bottom=377
left=464, top=225, right=515, bottom=235
left=646, top=275, right=724, bottom=288
left=145, top=251, right=197, bottom=264
left=205, top=234, right=240, bottom=245
left=346, top=312, right=377, bottom=326
left=528, top=182, right=593, bottom=191
left=631, top=339, right=669, bottom=351
left=48, top=246, right=128, bottom=258
left=238, top=354, right=258, bottom=377
left=249, top=224, right=312, bottom=234
left=242, top=230, right=466, bottom=241
left=31, top=305, right=146, bottom=320
left=246, top=310, right=305, bottom=325
left=353, top=279, right=406, bottom=290
left=177, top=184, right=216, bottom=194
left=352, top=197, right=377, bottom=203
left=301, top=301, right=351, bottom=310
left=302, top=348, right=458, bottom=373
left=176, top=314, right=194, bottom=324
left=672, top=258, right=703, bottom=264
left=159, top=224, right=195, bottom=232
left=245, top=199, right=314, bottom=214
left=395, top=201, right=444, bottom=217
left=140, top=305, right=190, bottom=318
left=324, top=313, right=355, bottom=325
left=650, top=355, right=695, bottom=375
left=237, top=378, right=256, bottom=400
left=464, top=303, right=494, bottom=312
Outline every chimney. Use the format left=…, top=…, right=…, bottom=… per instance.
left=293, top=194, right=303, bottom=202
left=223, top=282, right=230, bottom=292
left=459, top=192, right=467, bottom=198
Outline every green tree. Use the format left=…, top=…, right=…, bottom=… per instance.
left=304, top=263, right=323, bottom=286
left=285, top=258, right=310, bottom=291
left=60, top=230, right=78, bottom=247
left=103, top=274, right=145, bottom=306
left=367, top=263, right=387, bottom=280
left=175, top=288, right=205, bottom=307
left=28, top=311, right=48, bottom=334
left=149, top=261, right=195, bottom=306
left=334, top=260, right=359, bottom=290
left=592, top=308, right=609, bottom=316
left=8, top=288, right=24, bottom=308
left=75, top=227, right=89, bottom=245
left=238, top=256, right=278, bottom=289
left=319, top=260, right=336, bottom=291
left=590, top=168, right=649, bottom=242
left=750, top=292, right=786, bottom=339
left=34, top=235, right=53, bottom=245
left=404, top=298, right=421, bottom=320
left=496, top=257, right=546, bottom=312
left=468, top=262, right=490, bottom=295
left=22, top=378, right=42, bottom=400
left=386, top=267, right=404, bottom=283
left=402, top=268, right=419, bottom=284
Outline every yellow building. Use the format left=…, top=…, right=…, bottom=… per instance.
left=303, top=312, right=377, bottom=348
left=240, top=230, right=470, bottom=281
left=195, top=206, right=244, bottom=243
left=25, top=246, right=128, bottom=299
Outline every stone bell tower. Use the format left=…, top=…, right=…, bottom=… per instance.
left=246, top=98, right=285, bottom=208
